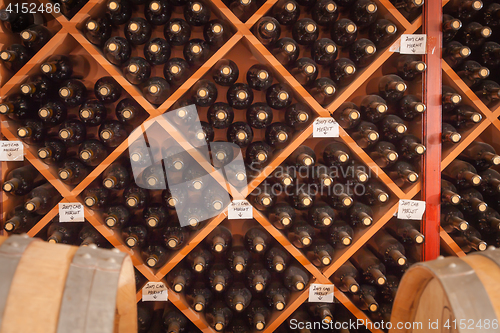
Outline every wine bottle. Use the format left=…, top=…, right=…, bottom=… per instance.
left=204, top=20, right=230, bottom=48
left=286, top=146, right=316, bottom=169
left=106, top=0, right=132, bottom=25
left=230, top=0, right=257, bottom=21
left=287, top=220, right=315, bottom=248
left=247, top=300, right=270, bottom=331
left=474, top=80, right=500, bottom=106
left=3, top=165, right=43, bottom=196
left=443, top=14, right=462, bottom=43
left=369, top=19, right=398, bottom=48
left=0, top=10, right=37, bottom=33
left=20, top=25, right=51, bottom=52
left=379, top=115, right=408, bottom=141
left=442, top=179, right=462, bottom=206
left=396, top=95, right=426, bottom=121
left=332, top=262, right=360, bottom=294
left=183, top=39, right=210, bottom=67
left=254, top=16, right=281, bottom=46
left=273, top=0, right=300, bottom=26
left=459, top=187, right=488, bottom=213
left=205, top=225, right=232, bottom=254
left=451, top=226, right=488, bottom=252
left=143, top=77, right=170, bottom=105
left=245, top=226, right=271, bottom=253
left=359, top=180, right=390, bottom=205
left=395, top=56, right=426, bottom=83
left=0, top=93, right=35, bottom=120
left=184, top=0, right=211, bottom=26
left=292, top=18, right=318, bottom=45
left=349, top=0, right=378, bottom=29
left=306, top=202, right=334, bottom=229
left=208, top=262, right=233, bottom=292
left=82, top=187, right=110, bottom=209
left=266, top=83, right=293, bottom=110
left=330, top=58, right=357, bottom=89
left=47, top=221, right=80, bottom=244
left=121, top=222, right=148, bottom=248
left=268, top=202, right=296, bottom=230
left=83, top=17, right=112, bottom=47
left=103, top=205, right=130, bottom=229
left=446, top=0, right=483, bottom=23
left=203, top=185, right=230, bottom=214
left=457, top=60, right=489, bottom=87
left=330, top=18, right=357, bottom=47
left=306, top=239, right=335, bottom=266
left=164, top=18, right=191, bottom=46
left=344, top=202, right=373, bottom=227
left=59, top=79, right=87, bottom=107
left=283, top=265, right=310, bottom=291
left=78, top=139, right=107, bottom=166
left=444, top=41, right=471, bottom=68
left=359, top=94, right=388, bottom=122
left=246, top=64, right=273, bottom=91
left=162, top=144, right=192, bottom=172
left=3, top=206, right=41, bottom=233
left=441, top=206, right=469, bottom=232
left=288, top=187, right=314, bottom=210
left=443, top=105, right=482, bottom=130
left=479, top=169, right=500, bottom=197
left=40, top=55, right=89, bottom=82
left=349, top=38, right=376, bottom=68
left=398, top=135, right=426, bottom=161
left=103, top=36, right=131, bottom=66
left=116, top=98, right=146, bottom=126
left=387, top=220, right=424, bottom=244
left=459, top=141, right=500, bottom=171
left=58, top=119, right=86, bottom=146
left=95, top=76, right=122, bottom=104
left=123, top=57, right=151, bottom=85
left=349, top=121, right=379, bottom=148
left=38, top=139, right=67, bottom=165
left=144, top=38, right=171, bottom=66
left=442, top=85, right=462, bottom=113
left=328, top=220, right=354, bottom=247
left=20, top=74, right=53, bottom=102
left=342, top=160, right=370, bottom=184
left=308, top=302, right=335, bottom=323
left=145, top=0, right=171, bottom=26
left=210, top=140, right=235, bottom=166
left=271, top=37, right=299, bottom=66
left=143, top=203, right=169, bottom=228
left=206, top=301, right=233, bottom=332
left=227, top=83, right=254, bottom=109
left=246, top=103, right=273, bottom=129
left=350, top=248, right=387, bottom=285
left=459, top=21, right=492, bottom=50
left=16, top=119, right=45, bottom=145
left=332, top=103, right=360, bottom=131
left=387, top=160, right=419, bottom=186
left=352, top=285, right=379, bottom=312
left=377, top=74, right=407, bottom=104
left=442, top=122, right=462, bottom=145
left=478, top=41, right=500, bottom=69
left=102, top=163, right=130, bottom=190
left=24, top=183, right=61, bottom=215
left=290, top=57, right=318, bottom=86
left=142, top=245, right=168, bottom=268
left=225, top=121, right=252, bottom=148
left=99, top=120, right=129, bottom=148
left=167, top=264, right=192, bottom=292
left=79, top=225, right=107, bottom=247
left=124, top=18, right=152, bottom=45
left=311, top=0, right=338, bottom=27
left=311, top=78, right=337, bottom=106
left=442, top=159, right=482, bottom=188
left=370, top=141, right=398, bottom=168
left=265, top=282, right=290, bottom=311
left=79, top=99, right=107, bottom=127
left=212, top=59, right=239, bottom=87
left=0, top=44, right=31, bottom=72
left=477, top=208, right=500, bottom=234
left=226, top=245, right=250, bottom=273
left=246, top=263, right=271, bottom=292
left=265, top=246, right=290, bottom=272
left=246, top=141, right=272, bottom=169
left=58, top=158, right=89, bottom=185
left=186, top=246, right=213, bottom=273
left=164, top=58, right=191, bottom=86
left=186, top=282, right=213, bottom=312
left=192, top=79, right=217, bottom=107
left=162, top=306, right=188, bottom=333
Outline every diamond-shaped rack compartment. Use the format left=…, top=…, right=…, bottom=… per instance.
left=1, top=32, right=151, bottom=198
left=250, top=0, right=416, bottom=110
left=0, top=0, right=62, bottom=90
left=72, top=0, right=238, bottom=110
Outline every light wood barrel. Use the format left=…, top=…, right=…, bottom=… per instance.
left=390, top=249, right=500, bottom=332
left=0, top=235, right=137, bottom=333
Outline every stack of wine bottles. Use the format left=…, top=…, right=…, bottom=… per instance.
left=163, top=223, right=311, bottom=331
left=335, top=225, right=423, bottom=324
left=0, top=7, right=54, bottom=74
left=82, top=0, right=233, bottom=105
left=250, top=141, right=396, bottom=268
left=389, top=0, right=424, bottom=22
left=43, top=219, right=112, bottom=246
left=442, top=141, right=500, bottom=253
left=0, top=54, right=151, bottom=186
left=2, top=164, right=61, bottom=233
left=443, top=0, right=500, bottom=109
left=253, top=0, right=402, bottom=106
left=166, top=56, right=315, bottom=176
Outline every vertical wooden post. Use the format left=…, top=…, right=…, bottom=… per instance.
left=422, top=0, right=442, bottom=261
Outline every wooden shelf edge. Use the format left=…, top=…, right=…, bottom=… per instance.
left=439, top=227, right=466, bottom=257
left=244, top=0, right=279, bottom=28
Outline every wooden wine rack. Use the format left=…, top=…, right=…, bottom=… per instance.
left=0, top=0, right=439, bottom=332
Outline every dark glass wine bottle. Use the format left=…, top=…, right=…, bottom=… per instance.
left=246, top=141, right=273, bottom=169
left=99, top=120, right=130, bottom=148
left=20, top=25, right=51, bottom=52
left=79, top=139, right=107, bottom=167
left=123, top=57, right=151, bottom=85
left=124, top=18, right=152, bottom=46
left=25, top=183, right=61, bottom=215
left=369, top=140, right=398, bottom=168
left=204, top=20, right=231, bottom=48
left=164, top=18, right=191, bottom=46
left=83, top=187, right=110, bottom=209
left=58, top=119, right=86, bottom=146
left=38, top=139, right=66, bottom=165
left=184, top=0, right=211, bottom=26
left=79, top=99, right=107, bottom=127
left=266, top=83, right=293, bottom=109
left=444, top=41, right=471, bottom=68
left=0, top=44, right=31, bottom=72
left=330, top=18, right=358, bottom=47
left=457, top=60, right=489, bottom=87
left=227, top=83, right=254, bottom=109
left=254, top=16, right=281, bottom=46
left=349, top=0, right=378, bottom=29
left=443, top=159, right=482, bottom=188
left=59, top=79, right=87, bottom=107
left=246, top=103, right=273, bottom=129
left=143, top=77, right=170, bottom=105
left=292, top=18, right=318, bottom=45
left=20, top=74, right=53, bottom=102
left=145, top=0, right=171, bottom=26
left=369, top=19, right=397, bottom=48
left=103, top=36, right=131, bottom=66
left=273, top=0, right=300, bottom=27
left=83, top=17, right=112, bottom=47
left=106, top=0, right=132, bottom=25
left=311, top=0, right=338, bottom=27
left=271, top=37, right=299, bottom=66
left=144, top=38, right=171, bottom=66
left=3, top=206, right=41, bottom=233
left=458, top=21, right=492, bottom=50
left=38, top=100, right=67, bottom=128
left=283, top=265, right=309, bottom=291
left=349, top=120, right=380, bottom=149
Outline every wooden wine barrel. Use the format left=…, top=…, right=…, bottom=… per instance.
left=390, top=249, right=500, bottom=332
left=0, top=235, right=137, bottom=333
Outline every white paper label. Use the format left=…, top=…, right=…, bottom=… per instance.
left=228, top=200, right=253, bottom=219
left=0, top=141, right=24, bottom=161
left=59, top=203, right=85, bottom=222
left=389, top=38, right=401, bottom=53
left=142, top=282, right=168, bottom=301
left=397, top=199, right=426, bottom=220
left=308, top=284, right=335, bottom=303
left=313, top=118, right=339, bottom=138
left=400, top=34, right=427, bottom=54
